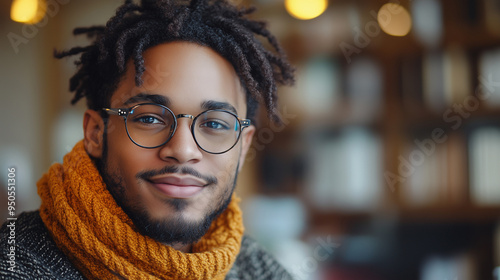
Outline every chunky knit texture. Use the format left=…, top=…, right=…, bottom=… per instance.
left=36, top=141, right=245, bottom=279
left=0, top=211, right=293, bottom=279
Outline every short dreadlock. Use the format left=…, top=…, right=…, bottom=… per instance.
left=55, top=0, right=295, bottom=124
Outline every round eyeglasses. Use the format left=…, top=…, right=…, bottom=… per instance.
left=103, top=103, right=251, bottom=154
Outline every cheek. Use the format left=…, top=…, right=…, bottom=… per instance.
left=103, top=117, right=125, bottom=140
left=104, top=120, right=155, bottom=179
left=209, top=151, right=240, bottom=185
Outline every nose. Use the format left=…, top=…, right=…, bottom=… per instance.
left=158, top=118, right=203, bottom=164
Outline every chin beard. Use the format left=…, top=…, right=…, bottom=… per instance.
left=94, top=130, right=238, bottom=246
left=122, top=188, right=234, bottom=245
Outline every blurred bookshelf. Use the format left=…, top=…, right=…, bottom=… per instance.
left=246, top=0, right=500, bottom=279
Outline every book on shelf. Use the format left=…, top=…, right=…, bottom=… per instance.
left=479, top=48, right=500, bottom=107
left=469, top=126, right=500, bottom=206
left=443, top=46, right=471, bottom=105
left=422, top=47, right=472, bottom=112
left=400, top=55, right=424, bottom=114
left=402, top=138, right=445, bottom=206
left=305, top=127, right=383, bottom=211
left=423, top=51, right=446, bottom=111
left=410, top=0, right=443, bottom=48
left=420, top=253, right=476, bottom=280
left=484, top=0, right=500, bottom=36
left=283, top=56, right=341, bottom=119
left=345, top=57, right=382, bottom=121
left=400, top=132, right=467, bottom=206
left=445, top=133, right=467, bottom=204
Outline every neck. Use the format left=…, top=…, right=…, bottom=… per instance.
left=170, top=242, right=193, bottom=253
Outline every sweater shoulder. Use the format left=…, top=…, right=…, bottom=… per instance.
left=226, top=235, right=293, bottom=280
left=0, top=211, right=83, bottom=280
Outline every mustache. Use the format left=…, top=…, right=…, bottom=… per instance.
left=136, top=166, right=218, bottom=185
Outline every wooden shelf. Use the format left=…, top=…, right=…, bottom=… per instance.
left=308, top=205, right=500, bottom=224
left=399, top=106, right=500, bottom=127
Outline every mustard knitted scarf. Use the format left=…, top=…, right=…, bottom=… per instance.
left=37, top=141, right=244, bottom=279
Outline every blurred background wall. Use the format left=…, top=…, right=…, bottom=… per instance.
left=1, top=0, right=500, bottom=279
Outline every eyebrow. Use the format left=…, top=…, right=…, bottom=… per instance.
left=123, top=93, right=170, bottom=107
left=122, top=94, right=239, bottom=115
left=201, top=100, right=238, bottom=115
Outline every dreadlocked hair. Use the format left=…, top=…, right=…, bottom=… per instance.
left=54, top=0, right=295, bottom=124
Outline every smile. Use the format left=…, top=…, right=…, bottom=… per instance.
left=147, top=175, right=207, bottom=198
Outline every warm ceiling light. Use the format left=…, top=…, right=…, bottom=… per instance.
left=285, top=0, right=328, bottom=20
left=11, top=0, right=46, bottom=24
left=377, top=3, right=412, bottom=36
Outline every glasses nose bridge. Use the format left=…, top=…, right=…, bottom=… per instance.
left=176, top=114, right=194, bottom=120
left=174, top=113, right=197, bottom=134
left=176, top=114, right=195, bottom=127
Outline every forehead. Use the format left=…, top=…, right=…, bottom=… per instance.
left=110, top=42, right=246, bottom=115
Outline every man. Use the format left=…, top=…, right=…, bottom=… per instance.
left=0, top=0, right=295, bottom=279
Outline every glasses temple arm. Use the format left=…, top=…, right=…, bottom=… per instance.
left=240, top=119, right=251, bottom=128
left=103, top=108, right=128, bottom=117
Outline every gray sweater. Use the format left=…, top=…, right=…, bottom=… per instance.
left=0, top=211, right=292, bottom=279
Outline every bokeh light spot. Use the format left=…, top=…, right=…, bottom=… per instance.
left=285, top=0, right=328, bottom=20
left=377, top=3, right=412, bottom=37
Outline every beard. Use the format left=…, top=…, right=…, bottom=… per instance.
left=95, top=128, right=239, bottom=246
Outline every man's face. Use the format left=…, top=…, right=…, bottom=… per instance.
left=85, top=42, right=255, bottom=247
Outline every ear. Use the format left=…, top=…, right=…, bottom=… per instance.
left=237, top=125, right=256, bottom=173
left=83, top=109, right=105, bottom=158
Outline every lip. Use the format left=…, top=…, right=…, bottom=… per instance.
left=148, top=175, right=207, bottom=198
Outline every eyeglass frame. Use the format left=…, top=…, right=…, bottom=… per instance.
left=102, top=103, right=252, bottom=154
